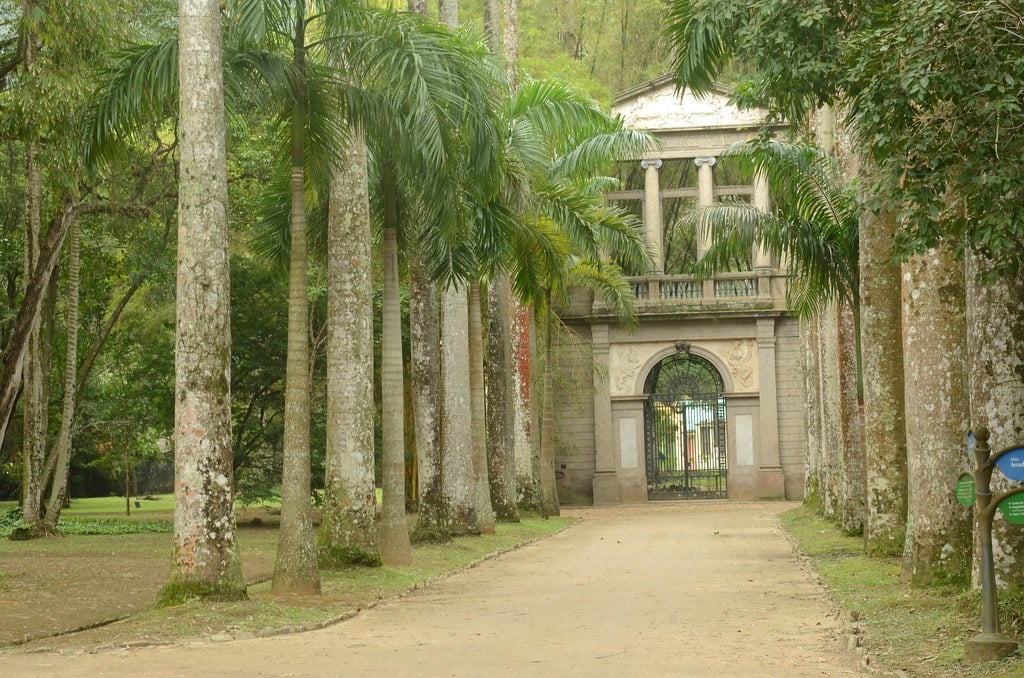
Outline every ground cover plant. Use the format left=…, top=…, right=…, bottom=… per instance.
left=781, top=505, right=1024, bottom=677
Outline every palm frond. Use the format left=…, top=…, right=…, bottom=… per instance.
left=81, top=39, right=179, bottom=169
left=664, top=0, right=739, bottom=96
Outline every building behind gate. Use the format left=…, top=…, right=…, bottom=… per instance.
left=551, top=77, right=809, bottom=505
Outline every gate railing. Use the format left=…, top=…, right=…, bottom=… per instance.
left=644, top=394, right=727, bottom=500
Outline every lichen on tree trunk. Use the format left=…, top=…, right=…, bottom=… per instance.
left=900, top=246, right=971, bottom=587
left=966, top=256, right=1024, bottom=589
left=858, top=206, right=907, bottom=557
left=319, top=128, right=379, bottom=568
left=162, top=0, right=245, bottom=604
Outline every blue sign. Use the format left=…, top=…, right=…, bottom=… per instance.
left=995, top=447, right=1024, bottom=482
left=967, top=431, right=976, bottom=464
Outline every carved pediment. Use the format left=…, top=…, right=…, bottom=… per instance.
left=612, top=76, right=767, bottom=133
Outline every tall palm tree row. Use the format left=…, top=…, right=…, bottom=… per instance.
left=91, top=1, right=654, bottom=595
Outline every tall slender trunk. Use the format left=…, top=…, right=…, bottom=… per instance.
left=482, top=0, right=500, bottom=53
left=441, top=283, right=478, bottom=534
left=537, top=303, right=559, bottom=516
left=483, top=0, right=519, bottom=523
left=512, top=302, right=536, bottom=508
left=161, top=0, right=245, bottom=603
left=43, top=212, right=80, bottom=530
left=901, top=246, right=971, bottom=587
left=436, top=0, right=479, bottom=536
left=859, top=206, right=907, bottom=556
left=438, top=0, right=457, bottom=26
left=503, top=0, right=519, bottom=89
left=406, top=0, right=448, bottom=547
left=409, top=261, right=447, bottom=541
left=801, top=317, right=823, bottom=509
left=380, top=164, right=413, bottom=565
left=273, top=11, right=320, bottom=592
left=469, top=281, right=495, bottom=533
left=966, top=257, right=1024, bottom=588
left=319, top=128, right=379, bottom=567
left=486, top=275, right=518, bottom=520
left=21, top=137, right=47, bottom=528
left=273, top=163, right=320, bottom=594
left=837, top=304, right=863, bottom=535
left=817, top=304, right=842, bottom=522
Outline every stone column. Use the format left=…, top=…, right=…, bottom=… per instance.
left=756, top=316, right=786, bottom=498
left=752, top=171, right=772, bottom=269
left=591, top=323, right=620, bottom=504
left=640, top=159, right=664, bottom=273
left=694, top=157, right=716, bottom=259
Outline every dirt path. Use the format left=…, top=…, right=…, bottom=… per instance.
left=1, top=502, right=862, bottom=677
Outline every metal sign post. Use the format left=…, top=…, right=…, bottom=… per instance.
left=961, top=427, right=1021, bottom=662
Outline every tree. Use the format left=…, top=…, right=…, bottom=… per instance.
left=496, top=80, right=653, bottom=514
left=319, top=126, right=380, bottom=567
left=161, top=0, right=246, bottom=603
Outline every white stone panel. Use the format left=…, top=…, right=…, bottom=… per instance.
left=619, top=417, right=638, bottom=469
left=736, top=414, right=754, bottom=467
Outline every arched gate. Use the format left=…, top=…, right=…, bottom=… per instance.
left=643, top=352, right=728, bottom=499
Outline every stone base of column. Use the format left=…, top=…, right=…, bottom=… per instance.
left=592, top=471, right=620, bottom=506
left=758, top=466, right=786, bottom=500
left=965, top=633, right=1018, bottom=662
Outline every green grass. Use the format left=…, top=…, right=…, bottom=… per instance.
left=780, top=505, right=1024, bottom=677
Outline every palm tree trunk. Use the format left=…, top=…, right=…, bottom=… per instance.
left=901, top=245, right=971, bottom=587
left=817, top=304, right=843, bottom=522
left=410, top=260, right=447, bottom=541
left=800, top=316, right=823, bottom=509
left=273, top=163, right=321, bottom=594
left=512, top=301, right=537, bottom=509
left=43, top=211, right=80, bottom=531
left=21, top=136, right=47, bottom=530
left=441, top=283, right=478, bottom=534
left=161, top=0, right=245, bottom=604
left=537, top=302, right=559, bottom=516
left=837, top=304, right=863, bottom=535
left=966, top=257, right=1024, bottom=588
left=859, top=207, right=907, bottom=556
left=380, top=164, right=413, bottom=565
left=319, top=127, right=379, bottom=567
left=469, top=281, right=495, bottom=533
left=502, top=0, right=519, bottom=89
left=485, top=275, right=518, bottom=521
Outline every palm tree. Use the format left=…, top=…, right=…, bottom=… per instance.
left=489, top=79, right=654, bottom=515
left=161, top=0, right=246, bottom=604
left=345, top=9, right=504, bottom=559
left=686, top=140, right=860, bottom=320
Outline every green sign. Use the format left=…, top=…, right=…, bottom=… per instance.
left=956, top=473, right=976, bottom=507
left=998, top=494, right=1024, bottom=525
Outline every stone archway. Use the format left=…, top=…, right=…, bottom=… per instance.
left=643, top=351, right=728, bottom=499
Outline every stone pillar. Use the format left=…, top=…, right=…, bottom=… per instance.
left=757, top=316, right=786, bottom=499
left=752, top=171, right=772, bottom=269
left=694, top=157, right=716, bottom=259
left=640, top=159, right=664, bottom=273
left=591, top=324, right=620, bottom=504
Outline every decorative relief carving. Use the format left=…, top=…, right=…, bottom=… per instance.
left=615, top=345, right=643, bottom=395
left=728, top=339, right=756, bottom=391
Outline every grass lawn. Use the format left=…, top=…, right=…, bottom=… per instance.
left=780, top=505, right=1024, bottom=678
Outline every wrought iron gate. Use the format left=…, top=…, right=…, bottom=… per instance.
left=644, top=394, right=728, bottom=499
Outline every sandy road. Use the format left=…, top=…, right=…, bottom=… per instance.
left=1, top=502, right=862, bottom=677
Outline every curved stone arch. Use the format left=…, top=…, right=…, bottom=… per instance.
left=636, top=345, right=735, bottom=396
